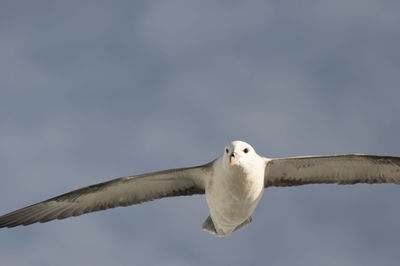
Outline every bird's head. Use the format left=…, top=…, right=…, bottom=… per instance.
left=224, top=140, right=257, bottom=167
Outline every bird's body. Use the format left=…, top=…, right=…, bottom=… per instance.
left=1, top=140, right=399, bottom=237
left=204, top=141, right=265, bottom=235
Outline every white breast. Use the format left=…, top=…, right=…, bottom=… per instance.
left=205, top=157, right=265, bottom=235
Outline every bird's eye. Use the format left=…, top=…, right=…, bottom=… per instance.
left=243, top=148, right=249, bottom=153
left=225, top=148, right=229, bottom=154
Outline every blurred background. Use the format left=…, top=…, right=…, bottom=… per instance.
left=0, top=1, right=399, bottom=265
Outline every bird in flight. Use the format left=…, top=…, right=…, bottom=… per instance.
left=0, top=140, right=399, bottom=237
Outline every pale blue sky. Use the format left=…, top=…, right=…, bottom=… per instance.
left=1, top=1, right=400, bottom=265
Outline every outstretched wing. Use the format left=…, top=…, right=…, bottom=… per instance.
left=0, top=162, right=213, bottom=228
left=264, top=154, right=400, bottom=187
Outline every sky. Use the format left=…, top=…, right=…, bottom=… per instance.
left=0, top=1, right=400, bottom=265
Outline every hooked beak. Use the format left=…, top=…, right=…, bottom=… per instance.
left=229, top=153, right=236, bottom=164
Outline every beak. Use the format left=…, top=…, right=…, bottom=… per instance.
left=229, top=153, right=235, bottom=164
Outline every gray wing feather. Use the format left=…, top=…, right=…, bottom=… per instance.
left=264, top=154, right=400, bottom=187
left=0, top=163, right=212, bottom=228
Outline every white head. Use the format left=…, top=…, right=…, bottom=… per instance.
left=224, top=140, right=259, bottom=167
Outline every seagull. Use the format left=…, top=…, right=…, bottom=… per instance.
left=1, top=140, right=399, bottom=236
